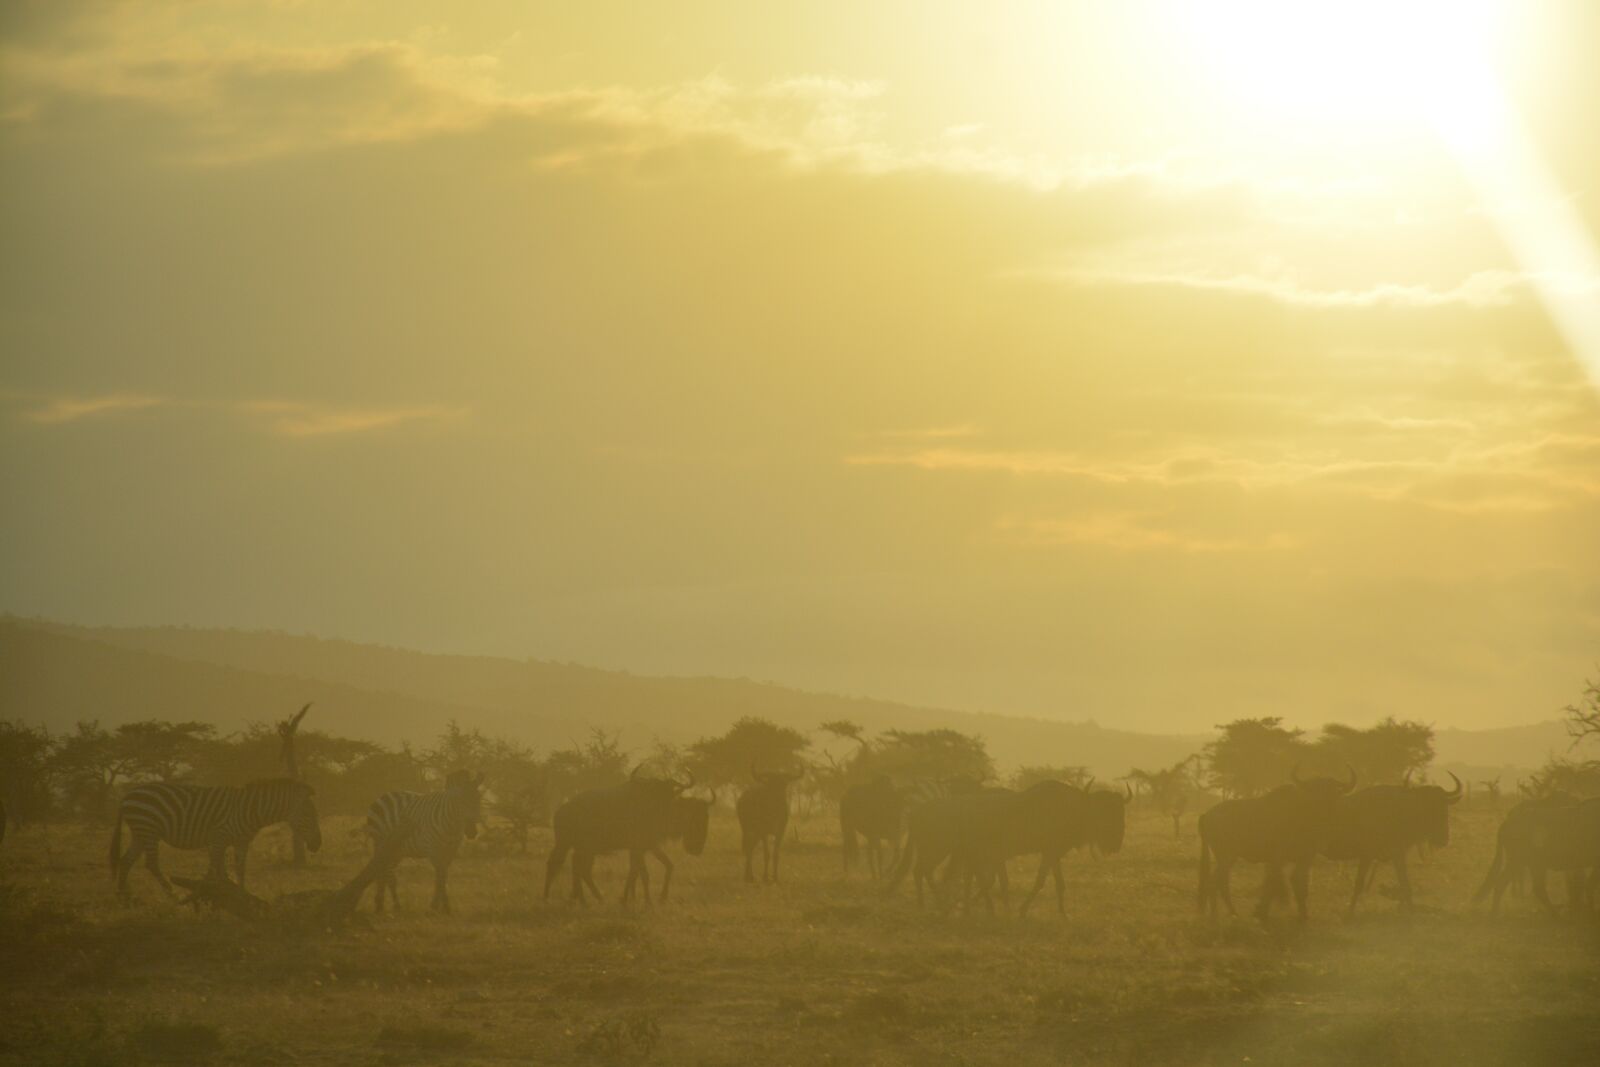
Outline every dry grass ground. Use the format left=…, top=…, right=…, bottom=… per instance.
left=2, top=802, right=1597, bottom=1066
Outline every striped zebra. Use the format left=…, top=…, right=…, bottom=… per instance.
left=110, top=778, right=322, bottom=902
left=362, top=770, right=484, bottom=914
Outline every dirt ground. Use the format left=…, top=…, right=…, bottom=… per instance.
left=2, top=801, right=1597, bottom=1066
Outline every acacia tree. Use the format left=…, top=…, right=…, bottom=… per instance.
left=1128, top=756, right=1202, bottom=835
left=0, top=720, right=56, bottom=826
left=688, top=717, right=809, bottom=788
left=1565, top=674, right=1600, bottom=747
left=51, top=721, right=139, bottom=820
left=862, top=728, right=994, bottom=786
left=1314, top=718, right=1434, bottom=784
left=1204, top=718, right=1305, bottom=797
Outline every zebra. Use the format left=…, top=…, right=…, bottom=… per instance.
left=362, top=770, right=484, bottom=914
left=110, top=778, right=322, bottom=902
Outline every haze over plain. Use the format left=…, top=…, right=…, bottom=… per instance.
left=3, top=1, right=1598, bottom=732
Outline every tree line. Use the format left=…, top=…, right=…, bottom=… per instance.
left=5, top=686, right=1598, bottom=839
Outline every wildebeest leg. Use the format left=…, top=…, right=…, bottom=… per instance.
left=761, top=835, right=772, bottom=883
left=742, top=828, right=757, bottom=884
left=772, top=832, right=784, bottom=883
left=1254, top=862, right=1283, bottom=922
left=650, top=846, right=674, bottom=902
left=544, top=841, right=571, bottom=901
left=1214, top=856, right=1237, bottom=918
left=1393, top=851, right=1413, bottom=911
left=1347, top=858, right=1372, bottom=917
left=1530, top=865, right=1558, bottom=916
left=1019, top=857, right=1052, bottom=917
left=1290, top=860, right=1311, bottom=923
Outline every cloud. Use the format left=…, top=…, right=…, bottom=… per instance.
left=239, top=401, right=466, bottom=438
left=22, top=393, right=165, bottom=424
left=1023, top=267, right=1550, bottom=309
left=997, top=512, right=1298, bottom=554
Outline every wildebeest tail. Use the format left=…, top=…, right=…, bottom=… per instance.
left=108, top=809, right=124, bottom=880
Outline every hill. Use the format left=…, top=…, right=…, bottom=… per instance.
left=0, top=619, right=1202, bottom=776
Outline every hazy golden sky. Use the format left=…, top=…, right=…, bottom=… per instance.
left=3, top=1, right=1598, bottom=731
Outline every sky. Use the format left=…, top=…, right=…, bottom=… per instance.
left=2, top=1, right=1598, bottom=733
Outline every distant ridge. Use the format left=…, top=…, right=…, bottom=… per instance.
left=0, top=617, right=1570, bottom=775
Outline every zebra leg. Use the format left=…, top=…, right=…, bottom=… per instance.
left=208, top=844, right=229, bottom=881
left=233, top=838, right=251, bottom=888
left=431, top=859, right=450, bottom=914
left=115, top=839, right=144, bottom=903
left=145, top=843, right=178, bottom=899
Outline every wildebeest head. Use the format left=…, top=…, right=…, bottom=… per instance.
left=287, top=780, right=323, bottom=853
left=672, top=791, right=715, bottom=856
left=445, top=769, right=486, bottom=840
left=1085, top=784, right=1133, bottom=854
left=1410, top=771, right=1464, bottom=847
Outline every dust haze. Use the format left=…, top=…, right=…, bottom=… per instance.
left=2, top=2, right=1599, bottom=1065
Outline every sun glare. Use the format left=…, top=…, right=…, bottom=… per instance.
left=1178, top=0, right=1504, bottom=138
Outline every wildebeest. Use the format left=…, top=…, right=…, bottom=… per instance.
left=737, top=766, right=803, bottom=883
left=885, top=785, right=1014, bottom=908
left=886, top=781, right=1128, bottom=915
left=957, top=782, right=1132, bottom=916
left=111, top=778, right=322, bottom=902
left=1321, top=772, right=1463, bottom=915
left=362, top=769, right=484, bottom=914
left=839, top=775, right=904, bottom=878
left=1197, top=767, right=1357, bottom=923
left=543, top=770, right=712, bottom=906
left=1473, top=791, right=1598, bottom=915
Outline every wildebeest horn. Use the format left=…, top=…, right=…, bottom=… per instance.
left=1123, top=782, right=1134, bottom=804
left=631, top=764, right=646, bottom=780
left=675, top=771, right=695, bottom=794
left=1344, top=766, right=1358, bottom=793
left=1084, top=776, right=1096, bottom=792
left=707, top=787, right=720, bottom=805
left=1403, top=768, right=1413, bottom=786
left=1445, top=771, right=1463, bottom=802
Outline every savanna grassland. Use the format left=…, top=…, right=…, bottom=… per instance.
left=2, top=803, right=1597, bottom=1067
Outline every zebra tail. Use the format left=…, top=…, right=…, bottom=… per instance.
left=109, top=809, right=124, bottom=880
